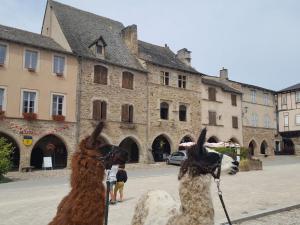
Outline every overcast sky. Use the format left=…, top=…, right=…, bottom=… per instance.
left=1, top=0, right=299, bottom=90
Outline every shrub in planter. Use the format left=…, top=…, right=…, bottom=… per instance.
left=52, top=115, right=65, bottom=122
left=0, top=111, right=5, bottom=120
left=0, top=137, right=13, bottom=181
left=239, top=159, right=251, bottom=171
left=23, top=112, right=37, bottom=121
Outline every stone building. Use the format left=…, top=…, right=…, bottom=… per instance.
left=0, top=24, right=78, bottom=170
left=277, top=83, right=300, bottom=155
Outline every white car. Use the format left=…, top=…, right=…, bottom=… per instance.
left=166, top=151, right=187, bottom=165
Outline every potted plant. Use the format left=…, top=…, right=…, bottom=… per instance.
left=52, top=114, right=65, bottom=122
left=23, top=112, right=37, bottom=121
left=0, top=110, right=5, bottom=120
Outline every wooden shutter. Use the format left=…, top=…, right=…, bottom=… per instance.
left=129, top=105, right=134, bottom=123
left=208, top=88, right=216, bottom=101
left=232, top=116, right=238, bottom=128
left=101, top=101, right=107, bottom=120
left=122, top=104, right=129, bottom=122
left=231, top=94, right=237, bottom=106
left=93, top=100, right=101, bottom=120
left=99, top=66, right=108, bottom=85
left=94, top=66, right=100, bottom=84
left=122, top=72, right=133, bottom=89
left=209, top=111, right=216, bottom=125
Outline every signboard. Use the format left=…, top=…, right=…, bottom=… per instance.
left=43, top=157, right=53, bottom=169
left=23, top=136, right=33, bottom=146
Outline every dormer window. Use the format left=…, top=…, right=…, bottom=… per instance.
left=89, top=36, right=107, bottom=59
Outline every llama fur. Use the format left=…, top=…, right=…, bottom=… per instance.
left=131, top=128, right=239, bottom=225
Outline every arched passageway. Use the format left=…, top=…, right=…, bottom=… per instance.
left=248, top=140, right=257, bottom=156
left=180, top=135, right=193, bottom=144
left=260, top=141, right=268, bottom=155
left=0, top=132, right=20, bottom=170
left=283, top=139, right=295, bottom=155
left=119, top=137, right=139, bottom=163
left=229, top=137, right=239, bottom=144
left=152, top=135, right=171, bottom=162
left=30, top=135, right=67, bottom=169
left=207, top=136, right=219, bottom=143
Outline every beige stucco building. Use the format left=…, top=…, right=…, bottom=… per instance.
left=277, top=84, right=300, bottom=155
left=0, top=24, right=78, bottom=170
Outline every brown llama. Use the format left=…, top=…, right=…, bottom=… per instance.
left=131, top=128, right=239, bottom=225
left=49, top=122, right=128, bottom=225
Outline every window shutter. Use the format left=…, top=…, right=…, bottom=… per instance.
left=101, top=101, right=107, bottom=120
left=209, top=111, right=216, bottom=125
left=129, top=105, right=134, bottom=123
left=100, top=67, right=108, bottom=85
left=208, top=88, right=216, bottom=101
left=122, top=104, right=129, bottom=122
left=232, top=116, right=238, bottom=128
left=93, top=100, right=101, bottom=120
left=231, top=94, right=237, bottom=106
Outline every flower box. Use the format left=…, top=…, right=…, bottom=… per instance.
left=23, top=112, right=37, bottom=121
left=52, top=115, right=65, bottom=122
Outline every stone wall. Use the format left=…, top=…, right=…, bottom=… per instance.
left=0, top=118, right=77, bottom=170
left=243, top=126, right=276, bottom=156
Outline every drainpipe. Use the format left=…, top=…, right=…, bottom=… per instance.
left=75, top=56, right=83, bottom=145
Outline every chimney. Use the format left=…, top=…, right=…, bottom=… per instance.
left=176, top=48, right=191, bottom=66
left=121, top=24, right=138, bottom=55
left=220, top=67, right=228, bottom=80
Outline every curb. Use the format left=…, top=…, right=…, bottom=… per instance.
left=219, top=203, right=300, bottom=225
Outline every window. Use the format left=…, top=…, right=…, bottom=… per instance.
left=52, top=95, right=64, bottom=116
left=121, top=104, right=133, bottom=123
left=264, top=115, right=271, bottom=128
left=94, top=65, right=108, bottom=85
left=0, top=88, right=5, bottom=111
left=122, top=71, right=134, bottom=89
left=251, top=90, right=256, bottom=103
left=0, top=44, right=7, bottom=65
left=160, top=102, right=169, bottom=120
left=231, top=94, right=237, bottom=106
left=264, top=93, right=269, bottom=105
left=23, top=91, right=36, bottom=113
left=282, top=94, right=287, bottom=105
left=284, top=115, right=289, bottom=127
left=53, top=55, right=65, bottom=75
left=179, top=105, right=187, bottom=121
left=208, top=87, right=216, bottom=101
left=232, top=116, right=238, bottom=129
left=93, top=100, right=107, bottom=121
left=296, top=115, right=300, bottom=125
left=25, top=50, right=38, bottom=71
left=251, top=113, right=258, bottom=127
left=160, top=71, right=169, bottom=86
left=96, top=45, right=103, bottom=55
left=208, top=111, right=217, bottom=126
left=178, top=75, right=186, bottom=89
left=296, top=91, right=300, bottom=103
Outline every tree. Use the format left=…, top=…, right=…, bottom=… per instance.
left=0, top=137, right=13, bottom=180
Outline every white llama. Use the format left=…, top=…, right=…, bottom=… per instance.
left=131, top=128, right=239, bottom=225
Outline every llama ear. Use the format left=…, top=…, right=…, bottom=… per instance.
left=86, top=121, right=105, bottom=149
left=196, top=128, right=207, bottom=155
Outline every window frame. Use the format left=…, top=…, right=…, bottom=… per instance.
left=231, top=94, right=237, bottom=106
left=179, top=104, right=187, bottom=122
left=251, top=112, right=258, bottom=127
left=94, top=65, right=108, bottom=85
left=284, top=115, right=289, bottom=127
left=281, top=93, right=287, bottom=106
left=264, top=115, right=271, bottom=128
left=178, top=75, right=187, bottom=89
left=160, top=102, right=169, bottom=120
left=208, top=87, right=217, bottom=101
left=0, top=86, right=7, bottom=112
left=296, top=91, right=300, bottom=103
left=121, top=104, right=134, bottom=123
left=53, top=54, right=66, bottom=76
left=122, top=71, right=134, bottom=90
left=208, top=111, right=217, bottom=126
left=51, top=93, right=66, bottom=117
left=0, top=43, right=8, bottom=66
left=251, top=90, right=256, bottom=103
left=24, top=48, right=39, bottom=71
left=160, top=71, right=170, bottom=86
left=232, top=116, right=238, bottom=129
left=263, top=93, right=269, bottom=105
left=92, top=99, right=107, bottom=121
left=20, top=89, right=39, bottom=115
left=296, top=115, right=300, bottom=126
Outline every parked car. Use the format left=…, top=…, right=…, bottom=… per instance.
left=166, top=151, right=187, bottom=165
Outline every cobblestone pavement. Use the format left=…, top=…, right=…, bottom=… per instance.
left=234, top=208, right=300, bottom=225
left=0, top=156, right=300, bottom=225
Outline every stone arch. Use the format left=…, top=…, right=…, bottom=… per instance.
left=30, top=134, right=68, bottom=169
left=248, top=140, right=257, bottom=156
left=0, top=132, right=20, bottom=170
left=260, top=140, right=268, bottom=155
left=151, top=134, right=172, bottom=162
left=283, top=138, right=295, bottom=155
left=180, top=134, right=195, bottom=144
left=229, top=137, right=240, bottom=145
left=207, top=136, right=219, bottom=143
left=119, top=136, right=141, bottom=163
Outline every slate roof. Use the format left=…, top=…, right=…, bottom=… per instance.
left=202, top=77, right=242, bottom=95
left=0, top=24, right=66, bottom=53
left=138, top=41, right=200, bottom=74
left=279, top=83, right=300, bottom=92
left=49, top=0, right=145, bottom=72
